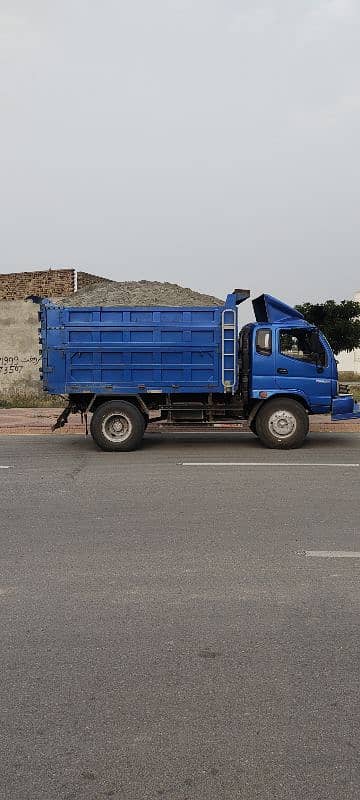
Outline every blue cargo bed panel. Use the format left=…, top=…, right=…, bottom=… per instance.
left=40, top=296, right=239, bottom=395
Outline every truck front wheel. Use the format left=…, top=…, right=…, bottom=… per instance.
left=255, top=398, right=309, bottom=449
left=249, top=419, right=258, bottom=436
left=90, top=400, right=145, bottom=452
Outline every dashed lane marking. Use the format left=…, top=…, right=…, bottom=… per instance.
left=182, top=462, right=360, bottom=467
left=305, top=551, right=360, bottom=558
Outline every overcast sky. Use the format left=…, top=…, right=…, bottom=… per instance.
left=1, top=0, right=359, bottom=304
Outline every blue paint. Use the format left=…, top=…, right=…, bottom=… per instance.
left=40, top=291, right=245, bottom=395
left=331, top=396, right=360, bottom=421
left=39, top=290, right=360, bottom=423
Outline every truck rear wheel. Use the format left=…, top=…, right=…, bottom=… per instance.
left=255, top=398, right=309, bottom=449
left=90, top=400, right=145, bottom=452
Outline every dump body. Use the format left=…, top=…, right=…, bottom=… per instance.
left=40, top=292, right=247, bottom=396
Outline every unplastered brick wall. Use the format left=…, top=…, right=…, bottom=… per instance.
left=0, top=268, right=112, bottom=301
left=0, top=269, right=75, bottom=301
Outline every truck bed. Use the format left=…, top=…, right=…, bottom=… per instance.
left=40, top=297, right=239, bottom=396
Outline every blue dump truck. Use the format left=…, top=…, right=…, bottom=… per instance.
left=39, top=290, right=360, bottom=451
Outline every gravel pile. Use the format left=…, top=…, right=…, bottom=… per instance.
left=57, top=279, right=223, bottom=307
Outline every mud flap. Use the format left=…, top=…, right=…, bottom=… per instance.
left=52, top=404, right=73, bottom=432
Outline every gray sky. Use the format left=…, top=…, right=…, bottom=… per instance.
left=1, top=0, right=360, bottom=305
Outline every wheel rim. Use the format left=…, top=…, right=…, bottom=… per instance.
left=268, top=409, right=297, bottom=439
left=101, top=412, right=132, bottom=443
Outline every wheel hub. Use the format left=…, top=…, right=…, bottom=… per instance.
left=102, top=413, right=132, bottom=442
left=268, top=409, right=296, bottom=439
left=112, top=419, right=124, bottom=433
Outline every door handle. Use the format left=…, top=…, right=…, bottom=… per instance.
left=277, top=368, right=288, bottom=375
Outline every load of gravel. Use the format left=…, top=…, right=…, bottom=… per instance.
left=56, top=279, right=223, bottom=307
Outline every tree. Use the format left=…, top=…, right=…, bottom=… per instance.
left=295, top=300, right=360, bottom=355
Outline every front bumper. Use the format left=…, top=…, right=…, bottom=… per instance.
left=331, top=395, right=360, bottom=421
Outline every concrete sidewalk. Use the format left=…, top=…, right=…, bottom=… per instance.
left=0, top=408, right=83, bottom=435
left=0, top=407, right=360, bottom=435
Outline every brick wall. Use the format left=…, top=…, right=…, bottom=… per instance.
left=0, top=269, right=75, bottom=301
left=0, top=268, right=112, bottom=301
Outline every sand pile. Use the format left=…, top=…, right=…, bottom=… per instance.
left=57, top=279, right=223, bottom=307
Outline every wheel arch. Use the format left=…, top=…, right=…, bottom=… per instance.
left=248, top=393, right=310, bottom=425
left=70, top=393, right=150, bottom=420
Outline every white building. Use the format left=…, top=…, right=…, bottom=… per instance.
left=336, top=291, right=360, bottom=375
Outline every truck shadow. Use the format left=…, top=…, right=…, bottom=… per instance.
left=142, top=431, right=358, bottom=451
left=62, top=431, right=359, bottom=455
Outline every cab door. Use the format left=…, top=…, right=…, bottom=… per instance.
left=275, top=327, right=332, bottom=412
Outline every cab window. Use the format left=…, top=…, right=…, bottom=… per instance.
left=256, top=329, right=272, bottom=356
left=279, top=329, right=326, bottom=366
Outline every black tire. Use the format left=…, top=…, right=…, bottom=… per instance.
left=255, top=398, right=309, bottom=449
left=90, top=400, right=145, bottom=452
left=249, top=419, right=258, bottom=436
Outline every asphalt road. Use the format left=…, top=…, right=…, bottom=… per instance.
left=1, top=431, right=360, bottom=800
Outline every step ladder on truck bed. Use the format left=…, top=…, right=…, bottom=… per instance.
left=222, top=306, right=237, bottom=393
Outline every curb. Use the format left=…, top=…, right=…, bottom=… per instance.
left=1, top=409, right=360, bottom=436
left=1, top=424, right=360, bottom=436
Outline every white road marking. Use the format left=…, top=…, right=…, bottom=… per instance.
left=305, top=551, right=360, bottom=558
left=182, top=462, right=359, bottom=467
left=0, top=466, right=11, bottom=469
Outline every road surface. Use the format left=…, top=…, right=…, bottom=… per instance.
left=1, top=432, right=360, bottom=799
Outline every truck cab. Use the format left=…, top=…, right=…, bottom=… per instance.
left=250, top=294, right=338, bottom=413
left=239, top=294, right=360, bottom=447
left=251, top=321, right=336, bottom=411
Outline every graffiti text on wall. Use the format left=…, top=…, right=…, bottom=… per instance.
left=0, top=355, right=40, bottom=376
